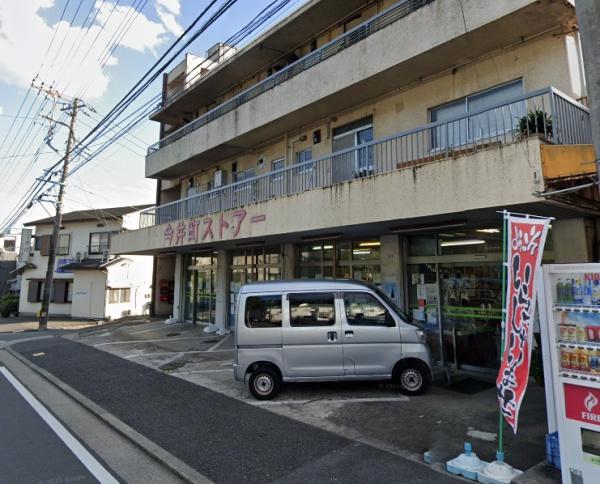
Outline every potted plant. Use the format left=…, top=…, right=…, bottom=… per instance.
left=517, top=108, right=552, bottom=140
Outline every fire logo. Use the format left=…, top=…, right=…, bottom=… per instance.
left=584, top=392, right=599, bottom=413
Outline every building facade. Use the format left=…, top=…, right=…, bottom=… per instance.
left=112, top=0, right=599, bottom=372
left=18, top=206, right=153, bottom=320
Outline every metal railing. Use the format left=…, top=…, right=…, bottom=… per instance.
left=138, top=87, right=591, bottom=228
left=148, top=0, right=435, bottom=155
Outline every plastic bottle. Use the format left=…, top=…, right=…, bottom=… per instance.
left=561, top=347, right=571, bottom=370
left=565, top=279, right=574, bottom=305
left=593, top=349, right=600, bottom=374
left=593, top=277, right=600, bottom=306
left=583, top=275, right=593, bottom=306
left=577, top=325, right=587, bottom=343
left=556, top=279, right=564, bottom=304
left=579, top=347, right=590, bottom=373
left=573, top=278, right=584, bottom=305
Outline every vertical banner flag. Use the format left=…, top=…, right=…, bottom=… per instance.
left=497, top=215, right=550, bottom=433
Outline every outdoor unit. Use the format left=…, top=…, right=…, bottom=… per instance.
left=75, top=252, right=82, bottom=262
left=102, top=249, right=110, bottom=261
left=214, top=170, right=226, bottom=188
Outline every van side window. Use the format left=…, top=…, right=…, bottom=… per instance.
left=245, top=296, right=282, bottom=328
left=343, top=292, right=394, bottom=326
left=289, top=293, right=336, bottom=327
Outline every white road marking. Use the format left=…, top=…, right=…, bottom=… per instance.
left=177, top=369, right=232, bottom=374
left=0, top=367, right=118, bottom=484
left=123, top=349, right=233, bottom=358
left=252, top=396, right=409, bottom=405
left=127, top=322, right=185, bottom=335
left=467, top=428, right=497, bottom=442
left=206, top=334, right=232, bottom=352
left=94, top=336, right=213, bottom=346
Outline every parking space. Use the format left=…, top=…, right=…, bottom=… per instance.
left=72, top=319, right=550, bottom=473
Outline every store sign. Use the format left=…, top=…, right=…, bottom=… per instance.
left=163, top=208, right=266, bottom=247
left=565, top=384, right=600, bottom=426
left=497, top=215, right=550, bottom=433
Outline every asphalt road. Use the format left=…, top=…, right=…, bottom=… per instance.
left=0, top=365, right=108, bottom=484
left=12, top=336, right=461, bottom=484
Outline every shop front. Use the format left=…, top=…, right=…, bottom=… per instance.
left=183, top=253, right=217, bottom=324
left=406, top=226, right=553, bottom=373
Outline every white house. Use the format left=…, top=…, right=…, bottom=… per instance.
left=18, top=206, right=153, bottom=320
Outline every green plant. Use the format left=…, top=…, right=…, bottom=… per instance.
left=0, top=294, right=19, bottom=317
left=517, top=109, right=552, bottom=139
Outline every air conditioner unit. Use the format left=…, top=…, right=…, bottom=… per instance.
left=102, top=249, right=110, bottom=261
left=214, top=170, right=226, bottom=188
left=75, top=252, right=82, bottom=262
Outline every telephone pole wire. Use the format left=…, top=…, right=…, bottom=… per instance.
left=34, top=83, right=83, bottom=330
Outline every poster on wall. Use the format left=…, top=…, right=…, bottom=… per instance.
left=496, top=214, right=551, bottom=433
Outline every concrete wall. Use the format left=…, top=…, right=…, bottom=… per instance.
left=104, top=255, right=153, bottom=320
left=115, top=139, right=545, bottom=255
left=71, top=271, right=106, bottom=319
left=552, top=218, right=597, bottom=263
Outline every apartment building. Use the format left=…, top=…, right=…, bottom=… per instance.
left=18, top=206, right=153, bottom=320
left=112, top=0, right=599, bottom=372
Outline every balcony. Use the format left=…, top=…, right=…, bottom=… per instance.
left=137, top=87, right=591, bottom=232
left=145, top=0, right=576, bottom=179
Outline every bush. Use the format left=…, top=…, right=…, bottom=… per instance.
left=0, top=294, right=19, bottom=317
left=517, top=109, right=552, bottom=139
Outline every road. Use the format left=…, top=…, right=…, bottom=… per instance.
left=0, top=365, right=116, bottom=484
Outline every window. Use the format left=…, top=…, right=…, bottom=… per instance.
left=332, top=117, right=374, bottom=178
left=89, top=232, right=110, bottom=254
left=271, top=158, right=284, bottom=172
left=245, top=295, right=282, bottom=328
left=66, top=281, right=73, bottom=303
left=430, top=79, right=524, bottom=150
left=56, top=234, right=70, bottom=256
left=27, top=280, right=73, bottom=303
left=35, top=234, right=52, bottom=255
left=289, top=292, right=336, bottom=326
left=232, top=167, right=255, bottom=183
left=295, top=148, right=313, bottom=175
left=344, top=292, right=393, bottom=326
left=3, top=238, right=15, bottom=251
left=108, top=288, right=130, bottom=304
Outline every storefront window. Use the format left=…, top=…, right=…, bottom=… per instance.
left=297, top=238, right=381, bottom=284
left=184, top=253, right=217, bottom=324
left=437, top=228, right=502, bottom=256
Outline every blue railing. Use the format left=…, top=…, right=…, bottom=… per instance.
left=138, top=87, right=591, bottom=229
left=147, top=0, right=435, bottom=155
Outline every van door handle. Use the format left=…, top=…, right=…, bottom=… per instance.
left=345, top=330, right=354, bottom=338
left=327, top=331, right=337, bottom=342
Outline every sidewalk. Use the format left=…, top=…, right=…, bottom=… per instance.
left=0, top=316, right=102, bottom=333
left=11, top=336, right=460, bottom=484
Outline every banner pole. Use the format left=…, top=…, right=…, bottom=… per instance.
left=498, top=210, right=508, bottom=461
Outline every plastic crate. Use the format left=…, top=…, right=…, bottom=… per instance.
left=545, top=432, right=561, bottom=470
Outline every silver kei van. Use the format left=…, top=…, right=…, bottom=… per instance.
left=234, top=280, right=432, bottom=400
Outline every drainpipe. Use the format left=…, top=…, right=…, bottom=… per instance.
left=577, top=0, right=600, bottom=193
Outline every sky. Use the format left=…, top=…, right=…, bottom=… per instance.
left=0, top=0, right=306, bottom=227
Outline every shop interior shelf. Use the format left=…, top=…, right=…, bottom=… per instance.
left=553, top=305, right=600, bottom=313
left=559, top=370, right=600, bottom=382
left=558, top=340, right=600, bottom=349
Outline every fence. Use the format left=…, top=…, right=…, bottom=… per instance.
left=139, top=86, right=591, bottom=228
left=148, top=0, right=435, bottom=155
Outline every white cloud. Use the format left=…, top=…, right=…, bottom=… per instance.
left=0, top=0, right=175, bottom=99
left=155, top=0, right=183, bottom=37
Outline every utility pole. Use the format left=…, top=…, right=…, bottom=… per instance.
left=33, top=82, right=82, bottom=330
left=576, top=0, right=600, bottom=190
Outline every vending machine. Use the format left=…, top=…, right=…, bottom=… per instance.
left=540, top=263, right=600, bottom=483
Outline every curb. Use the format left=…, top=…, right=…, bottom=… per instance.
left=7, top=346, right=212, bottom=484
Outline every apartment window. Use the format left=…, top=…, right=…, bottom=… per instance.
left=232, top=167, right=255, bottom=183
left=108, top=288, right=131, bottom=304
left=332, top=117, right=374, bottom=176
left=245, top=295, right=282, bottom=328
left=56, top=234, right=70, bottom=256
left=27, top=280, right=73, bottom=303
left=3, top=238, right=16, bottom=251
left=35, top=234, right=52, bottom=255
left=295, top=148, right=313, bottom=174
left=289, top=293, right=336, bottom=327
left=271, top=158, right=284, bottom=172
left=89, top=232, right=110, bottom=254
left=430, top=79, right=524, bottom=150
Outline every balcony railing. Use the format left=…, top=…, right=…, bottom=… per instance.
left=138, top=87, right=592, bottom=229
left=147, top=0, right=435, bottom=155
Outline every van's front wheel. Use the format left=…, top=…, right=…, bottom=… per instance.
left=395, top=364, right=428, bottom=396
left=249, top=367, right=281, bottom=400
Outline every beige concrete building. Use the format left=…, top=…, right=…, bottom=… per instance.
left=18, top=206, right=153, bottom=320
left=113, top=0, right=599, bottom=372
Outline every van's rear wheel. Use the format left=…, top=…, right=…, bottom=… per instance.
left=249, top=367, right=280, bottom=400
left=395, top=365, right=428, bottom=396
